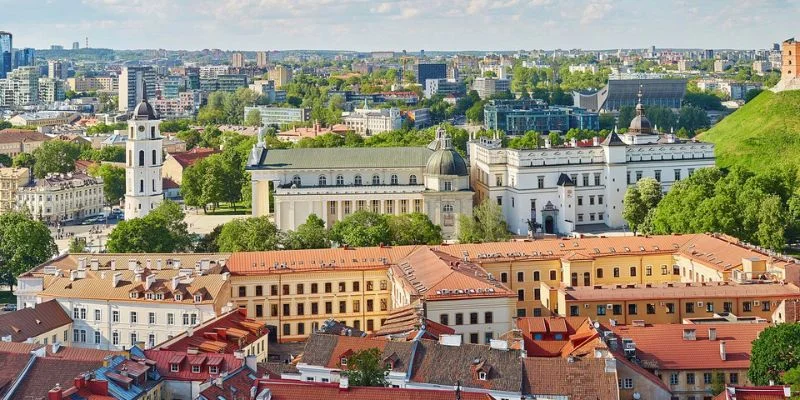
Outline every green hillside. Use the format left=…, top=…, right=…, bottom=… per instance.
left=701, top=90, right=800, bottom=175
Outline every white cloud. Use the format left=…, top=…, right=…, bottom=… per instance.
left=371, top=2, right=393, bottom=13
left=580, top=0, right=612, bottom=25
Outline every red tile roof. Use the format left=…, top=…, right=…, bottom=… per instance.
left=0, top=300, right=72, bottom=342
left=144, top=349, right=242, bottom=381
left=522, top=357, right=618, bottom=400
left=226, top=246, right=417, bottom=275
left=719, top=386, right=791, bottom=400
left=156, top=309, right=268, bottom=354
left=607, top=323, right=767, bottom=370
left=0, top=129, right=50, bottom=144
left=162, top=177, right=179, bottom=190
left=168, top=148, right=219, bottom=168
left=562, top=281, right=800, bottom=302
left=515, top=317, right=605, bottom=358
left=251, top=379, right=496, bottom=400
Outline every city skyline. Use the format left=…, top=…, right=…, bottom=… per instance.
left=1, top=0, right=798, bottom=52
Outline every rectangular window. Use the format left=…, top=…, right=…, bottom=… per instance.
left=655, top=170, right=661, bottom=182
left=570, top=306, right=579, bottom=316
left=612, top=304, right=622, bottom=315
left=113, top=332, right=119, bottom=345
left=674, top=169, right=681, bottom=181
left=577, top=196, right=583, bottom=206
left=297, top=303, right=305, bottom=315
left=371, top=200, right=380, bottom=213
left=311, top=303, right=319, bottom=315
left=167, top=313, right=174, bottom=325
left=325, top=283, right=332, bottom=293
left=578, top=214, right=584, bottom=222
left=440, top=314, right=449, bottom=325
left=256, top=285, right=263, bottom=296
left=414, top=199, right=422, bottom=213
left=283, top=324, right=290, bottom=336
left=743, top=301, right=752, bottom=312
left=687, top=373, right=695, bottom=385
left=598, top=195, right=603, bottom=205
left=594, top=173, right=601, bottom=186
left=706, top=302, right=714, bottom=312
left=94, top=331, right=101, bottom=344
left=130, top=312, right=138, bottom=323
left=339, top=301, right=347, bottom=313
left=367, top=299, right=374, bottom=312
left=537, top=176, right=544, bottom=188
left=589, top=195, right=595, bottom=205
left=256, top=304, right=264, bottom=317
left=627, top=171, right=631, bottom=184
left=380, top=299, right=388, bottom=311
left=724, top=302, right=733, bottom=313
left=646, top=304, right=656, bottom=314
left=149, top=312, right=156, bottom=324
left=704, top=373, right=713, bottom=384
left=597, top=305, right=607, bottom=316
left=325, top=302, right=333, bottom=314
left=455, top=313, right=464, bottom=325
left=762, top=301, right=772, bottom=311
left=297, top=284, right=304, bottom=294
left=484, top=312, right=493, bottom=324
left=534, top=288, right=541, bottom=300
left=191, top=314, right=197, bottom=325
left=339, top=282, right=346, bottom=292
left=297, top=323, right=305, bottom=335
left=686, top=302, right=695, bottom=313
left=636, top=171, right=642, bottom=181
left=271, top=305, right=278, bottom=317
left=646, top=266, right=652, bottom=276
left=271, top=285, right=278, bottom=296
left=353, top=300, right=360, bottom=313
left=470, top=333, right=479, bottom=344
left=95, top=309, right=101, bottom=321
left=582, top=174, right=589, bottom=186
left=670, top=373, right=679, bottom=385
left=666, top=303, right=675, bottom=314
left=628, top=304, right=637, bottom=315
left=496, top=196, right=502, bottom=206
left=730, top=373, right=738, bottom=384
left=469, top=312, right=478, bottom=324
left=353, top=281, right=360, bottom=292
left=283, top=304, right=290, bottom=316
left=517, top=289, right=525, bottom=301
left=183, top=314, right=189, bottom=325
left=239, top=286, right=247, bottom=297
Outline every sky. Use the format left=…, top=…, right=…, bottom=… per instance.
left=1, top=0, right=799, bottom=51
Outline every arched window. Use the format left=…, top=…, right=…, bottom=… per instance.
left=152, top=149, right=158, bottom=165
left=139, top=180, right=144, bottom=193
left=336, top=175, right=344, bottom=186
left=409, top=175, right=417, bottom=185
left=354, top=175, right=362, bottom=186
left=291, top=175, right=301, bottom=187
left=372, top=175, right=380, bottom=185
left=318, top=175, right=327, bottom=186
left=138, top=150, right=145, bottom=166
left=390, top=174, right=398, bottom=185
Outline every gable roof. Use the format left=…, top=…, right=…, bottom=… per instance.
left=168, top=148, right=219, bottom=169
left=601, top=132, right=626, bottom=146
left=248, top=146, right=433, bottom=170
left=300, top=333, right=414, bottom=374
left=144, top=348, right=242, bottom=382
left=156, top=309, right=268, bottom=354
left=248, top=379, right=496, bottom=400
left=0, top=300, right=72, bottom=342
left=0, top=129, right=50, bottom=144
left=522, top=357, right=618, bottom=400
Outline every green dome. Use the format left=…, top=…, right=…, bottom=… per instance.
left=425, top=148, right=468, bottom=176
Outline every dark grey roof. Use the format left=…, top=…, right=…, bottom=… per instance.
left=133, top=99, right=157, bottom=120
left=425, top=148, right=468, bottom=176
left=556, top=173, right=575, bottom=186
left=601, top=132, right=626, bottom=146
left=411, top=339, right=523, bottom=393
left=300, top=333, right=415, bottom=374
left=249, top=147, right=433, bottom=170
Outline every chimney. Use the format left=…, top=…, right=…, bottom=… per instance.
left=544, top=136, right=551, bottom=148
left=90, top=259, right=99, bottom=271
left=70, top=270, right=79, bottom=281
left=708, top=328, right=717, bottom=341
left=145, top=274, right=156, bottom=291
left=48, top=384, right=63, bottom=400
left=112, top=272, right=122, bottom=288
left=74, top=374, right=87, bottom=389
left=720, top=341, right=727, bottom=361
left=156, top=259, right=162, bottom=270
left=245, top=355, right=257, bottom=373
left=78, top=257, right=87, bottom=270
left=221, top=272, right=230, bottom=281
left=570, top=138, right=577, bottom=147
left=128, top=260, right=137, bottom=270
left=339, top=376, right=349, bottom=390
left=592, top=136, right=600, bottom=146
left=173, top=259, right=181, bottom=269
left=110, top=260, right=116, bottom=271
left=171, top=276, right=180, bottom=290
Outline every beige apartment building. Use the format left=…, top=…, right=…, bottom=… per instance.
left=0, top=129, right=49, bottom=157
left=0, top=166, right=30, bottom=214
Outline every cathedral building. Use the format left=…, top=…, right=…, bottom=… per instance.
left=124, top=86, right=163, bottom=220
left=469, top=91, right=716, bottom=236
left=247, top=127, right=473, bottom=239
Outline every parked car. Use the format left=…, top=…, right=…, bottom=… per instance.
left=2, top=304, right=16, bottom=312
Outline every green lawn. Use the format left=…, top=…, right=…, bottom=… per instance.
left=205, top=202, right=251, bottom=215
left=701, top=90, right=800, bottom=178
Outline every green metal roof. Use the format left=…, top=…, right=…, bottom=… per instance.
left=249, top=146, right=435, bottom=170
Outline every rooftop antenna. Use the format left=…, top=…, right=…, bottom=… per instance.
left=85, top=36, right=88, bottom=49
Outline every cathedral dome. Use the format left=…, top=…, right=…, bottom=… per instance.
left=627, top=89, right=652, bottom=135
left=425, top=127, right=468, bottom=176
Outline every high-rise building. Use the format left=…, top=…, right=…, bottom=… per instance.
left=38, top=77, right=65, bottom=103
left=125, top=84, right=163, bottom=220
left=72, top=41, right=80, bottom=50
left=118, top=66, right=156, bottom=112
left=231, top=52, right=245, bottom=68
left=268, top=65, right=292, bottom=88
left=414, top=63, right=446, bottom=85
left=12, top=48, right=34, bottom=68
left=47, top=60, right=64, bottom=79
left=0, top=66, right=39, bottom=106
left=0, top=31, right=12, bottom=79
left=256, top=51, right=269, bottom=68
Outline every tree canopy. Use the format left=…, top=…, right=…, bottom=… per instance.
left=0, top=212, right=57, bottom=288
left=749, top=324, right=800, bottom=385
left=216, top=216, right=282, bottom=252
left=340, top=348, right=389, bottom=387
left=106, top=201, right=191, bottom=252
left=458, top=200, right=510, bottom=243
left=31, top=140, right=83, bottom=178
left=330, top=211, right=392, bottom=247
left=88, top=164, right=125, bottom=205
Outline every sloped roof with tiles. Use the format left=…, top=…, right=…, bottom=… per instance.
left=409, top=339, right=523, bottom=393
left=0, top=129, right=50, bottom=144
left=607, top=323, right=767, bottom=370
left=29, top=253, right=230, bottom=274
left=226, top=246, right=416, bottom=275
left=247, top=379, right=496, bottom=400
left=678, top=234, right=798, bottom=273
left=198, top=365, right=267, bottom=400
left=522, top=357, right=619, bottom=400
left=0, top=299, right=72, bottom=342
left=143, top=349, right=242, bottom=382
left=515, top=317, right=604, bottom=358
left=717, top=385, right=791, bottom=400
left=391, top=247, right=514, bottom=301
left=300, top=333, right=414, bottom=374
left=168, top=148, right=219, bottom=168
left=373, top=304, right=455, bottom=340
left=562, top=281, right=800, bottom=302
left=156, top=309, right=268, bottom=354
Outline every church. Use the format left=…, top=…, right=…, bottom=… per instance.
left=469, top=92, right=716, bottom=236
left=247, top=127, right=473, bottom=239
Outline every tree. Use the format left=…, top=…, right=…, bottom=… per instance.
left=745, top=88, right=764, bottom=103
left=617, top=105, right=635, bottom=130
left=0, top=120, right=11, bottom=130
left=89, top=164, right=125, bottom=205
left=547, top=132, right=563, bottom=146
left=623, top=186, right=647, bottom=235
left=245, top=109, right=262, bottom=127
left=0, top=154, right=11, bottom=167
left=458, top=200, right=510, bottom=243
left=195, top=225, right=223, bottom=253
left=216, top=216, right=282, bottom=252
left=0, top=212, right=57, bottom=289
left=637, top=177, right=663, bottom=209
left=282, top=214, right=330, bottom=249
left=599, top=113, right=616, bottom=131
left=12, top=153, right=34, bottom=169
left=677, top=105, right=710, bottom=135
left=330, top=211, right=391, bottom=247
left=68, top=237, right=87, bottom=253
left=159, top=119, right=191, bottom=133
left=105, top=201, right=190, bottom=252
left=748, top=324, right=800, bottom=385
left=388, top=213, right=442, bottom=245
left=340, top=348, right=389, bottom=387
left=31, top=140, right=83, bottom=178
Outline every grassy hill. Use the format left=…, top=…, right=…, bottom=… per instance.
left=701, top=90, right=800, bottom=175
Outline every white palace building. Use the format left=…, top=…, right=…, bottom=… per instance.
left=247, top=127, right=473, bottom=239
left=468, top=97, right=716, bottom=236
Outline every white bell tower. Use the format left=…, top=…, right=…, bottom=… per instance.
left=124, top=82, right=163, bottom=220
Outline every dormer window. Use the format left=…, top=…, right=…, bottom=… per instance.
left=194, top=294, right=202, bottom=303
left=191, top=365, right=200, bottom=373
left=478, top=371, right=487, bottom=380
left=175, top=294, right=183, bottom=301
left=209, top=366, right=219, bottom=374
left=170, top=364, right=179, bottom=372
left=145, top=293, right=153, bottom=300
left=129, top=292, right=138, bottom=299
left=340, top=357, right=348, bottom=366
left=155, top=293, right=163, bottom=300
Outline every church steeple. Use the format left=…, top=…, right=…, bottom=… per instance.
left=627, top=85, right=652, bottom=135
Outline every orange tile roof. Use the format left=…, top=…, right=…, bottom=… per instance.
left=169, top=148, right=219, bottom=168
left=607, top=323, right=767, bottom=370
left=562, top=281, right=800, bottom=301
left=252, top=379, right=495, bottom=400
left=157, top=309, right=268, bottom=354
left=679, top=234, right=798, bottom=273
left=720, top=386, right=791, bottom=400
left=226, top=246, right=417, bottom=275
left=515, top=317, right=604, bottom=358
